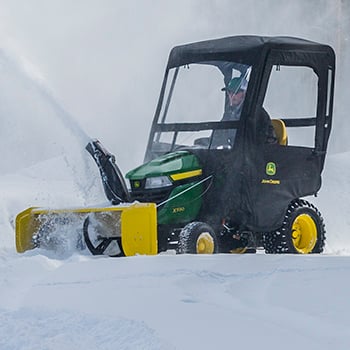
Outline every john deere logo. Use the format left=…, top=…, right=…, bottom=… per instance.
left=134, top=181, right=141, bottom=189
left=266, top=162, right=276, bottom=176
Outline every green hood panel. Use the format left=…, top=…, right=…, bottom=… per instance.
left=126, top=151, right=201, bottom=180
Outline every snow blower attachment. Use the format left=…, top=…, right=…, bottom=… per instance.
left=16, top=204, right=157, bottom=256
left=15, top=35, right=335, bottom=256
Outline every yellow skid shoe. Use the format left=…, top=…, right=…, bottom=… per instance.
left=15, top=203, right=158, bottom=256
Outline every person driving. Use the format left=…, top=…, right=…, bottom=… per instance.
left=211, top=77, right=247, bottom=147
left=211, top=76, right=276, bottom=147
left=221, top=76, right=247, bottom=121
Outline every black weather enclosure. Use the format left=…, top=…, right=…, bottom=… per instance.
left=147, top=35, right=335, bottom=231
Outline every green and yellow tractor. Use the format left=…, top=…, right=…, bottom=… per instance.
left=16, top=35, right=335, bottom=256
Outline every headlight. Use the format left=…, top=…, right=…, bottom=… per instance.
left=145, top=176, right=172, bottom=189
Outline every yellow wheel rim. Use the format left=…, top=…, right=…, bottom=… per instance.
left=291, top=214, right=317, bottom=254
left=230, top=247, right=247, bottom=254
left=196, top=232, right=215, bottom=254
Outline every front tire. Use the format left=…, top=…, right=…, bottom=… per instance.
left=178, top=222, right=219, bottom=254
left=263, top=199, right=326, bottom=254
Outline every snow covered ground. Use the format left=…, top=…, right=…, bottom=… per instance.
left=1, top=252, right=350, bottom=350
left=1, top=1, right=350, bottom=349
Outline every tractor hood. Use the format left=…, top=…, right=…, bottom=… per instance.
left=126, top=151, right=201, bottom=180
left=86, top=140, right=202, bottom=204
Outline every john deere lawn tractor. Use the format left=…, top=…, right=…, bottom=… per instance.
left=16, top=35, right=335, bottom=256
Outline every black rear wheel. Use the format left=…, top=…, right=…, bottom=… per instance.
left=178, top=222, right=219, bottom=254
left=263, top=199, right=325, bottom=254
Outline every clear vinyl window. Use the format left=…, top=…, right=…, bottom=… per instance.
left=151, top=61, right=251, bottom=156
left=160, top=62, right=251, bottom=124
left=263, top=65, right=318, bottom=148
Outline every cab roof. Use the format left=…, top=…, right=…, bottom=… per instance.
left=167, top=35, right=335, bottom=69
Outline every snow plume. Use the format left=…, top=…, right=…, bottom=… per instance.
left=0, top=48, right=87, bottom=164
left=0, top=47, right=105, bottom=207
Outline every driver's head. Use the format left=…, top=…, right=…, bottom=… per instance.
left=222, top=77, right=247, bottom=107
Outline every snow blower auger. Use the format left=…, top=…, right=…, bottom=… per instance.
left=15, top=35, right=335, bottom=256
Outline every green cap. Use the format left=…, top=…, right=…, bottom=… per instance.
left=222, top=77, right=247, bottom=92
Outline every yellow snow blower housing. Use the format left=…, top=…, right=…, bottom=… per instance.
left=16, top=203, right=157, bottom=256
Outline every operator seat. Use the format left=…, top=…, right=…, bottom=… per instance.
left=271, top=119, right=288, bottom=146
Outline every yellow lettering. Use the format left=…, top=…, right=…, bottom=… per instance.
left=261, top=179, right=280, bottom=185
left=172, top=207, right=185, bottom=213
